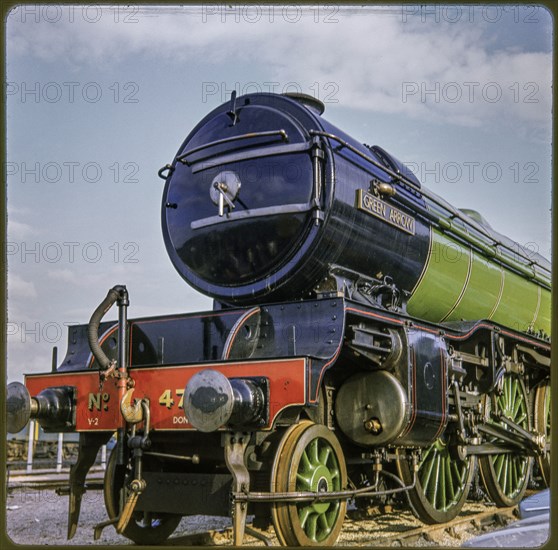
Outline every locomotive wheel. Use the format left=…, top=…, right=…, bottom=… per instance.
left=534, top=382, right=551, bottom=487
left=104, top=448, right=181, bottom=545
left=270, top=421, right=347, bottom=546
left=397, top=437, right=475, bottom=524
left=479, top=373, right=533, bottom=507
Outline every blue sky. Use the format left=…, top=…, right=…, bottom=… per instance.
left=6, top=5, right=552, bottom=381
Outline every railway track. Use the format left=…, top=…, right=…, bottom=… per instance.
left=6, top=468, right=105, bottom=491
left=7, top=471, right=522, bottom=547
left=351, top=506, right=518, bottom=547
left=156, top=503, right=518, bottom=546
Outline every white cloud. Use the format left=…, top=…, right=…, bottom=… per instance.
left=7, top=219, right=35, bottom=239
left=48, top=268, right=79, bottom=284
left=7, top=6, right=551, bottom=129
left=8, top=273, right=38, bottom=298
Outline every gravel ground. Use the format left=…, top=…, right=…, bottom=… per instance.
left=6, top=487, right=232, bottom=546
left=6, top=486, right=504, bottom=547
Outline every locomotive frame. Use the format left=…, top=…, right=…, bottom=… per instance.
left=7, top=92, right=551, bottom=546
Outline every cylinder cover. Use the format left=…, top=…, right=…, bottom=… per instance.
left=335, top=370, right=409, bottom=446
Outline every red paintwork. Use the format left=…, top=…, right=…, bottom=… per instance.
left=25, top=358, right=307, bottom=432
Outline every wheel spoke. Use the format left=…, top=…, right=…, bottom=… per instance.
left=512, top=391, right=522, bottom=420
left=439, top=455, right=447, bottom=510
left=511, top=458, right=519, bottom=494
left=326, top=501, right=339, bottom=524
left=511, top=379, right=519, bottom=416
left=298, top=506, right=311, bottom=529
left=400, top=437, right=472, bottom=523
left=310, top=439, right=319, bottom=465
left=272, top=423, right=346, bottom=545
left=503, top=378, right=510, bottom=413
left=420, top=454, right=435, bottom=491
left=481, top=374, right=532, bottom=507
left=319, top=445, right=332, bottom=467
left=296, top=472, right=312, bottom=488
left=300, top=449, right=311, bottom=473
left=318, top=511, right=331, bottom=535
left=452, top=460, right=462, bottom=485
left=306, top=511, right=318, bottom=541
left=494, top=453, right=505, bottom=481
left=428, top=454, right=441, bottom=507
left=502, top=457, right=509, bottom=495
left=445, top=455, right=455, bottom=502
left=495, top=394, right=506, bottom=412
left=508, top=378, right=515, bottom=411
left=420, top=444, right=433, bottom=466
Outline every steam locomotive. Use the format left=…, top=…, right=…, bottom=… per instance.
left=8, top=92, right=551, bottom=546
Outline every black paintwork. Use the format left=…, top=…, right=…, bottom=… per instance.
left=191, top=386, right=229, bottom=413
left=136, top=472, right=231, bottom=516
left=55, top=295, right=548, bottom=417
left=397, top=329, right=448, bottom=446
left=56, top=298, right=346, bottom=404
left=58, top=321, right=117, bottom=371
left=161, top=93, right=430, bottom=305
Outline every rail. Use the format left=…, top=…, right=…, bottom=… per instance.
left=7, top=421, right=109, bottom=474
left=151, top=503, right=519, bottom=546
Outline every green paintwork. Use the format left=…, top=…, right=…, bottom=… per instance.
left=417, top=437, right=470, bottom=512
left=491, top=270, right=539, bottom=332
left=295, top=436, right=342, bottom=542
left=408, top=229, right=551, bottom=336
left=489, top=374, right=530, bottom=498
left=444, top=251, right=501, bottom=322
left=407, top=230, right=470, bottom=322
left=535, top=289, right=551, bottom=335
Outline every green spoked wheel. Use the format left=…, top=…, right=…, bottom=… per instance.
left=397, top=437, right=475, bottom=524
left=479, top=373, right=533, bottom=507
left=271, top=422, right=347, bottom=546
left=534, top=382, right=551, bottom=487
left=104, top=448, right=181, bottom=545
